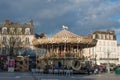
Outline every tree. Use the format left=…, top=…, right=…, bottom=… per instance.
left=2, top=36, right=25, bottom=59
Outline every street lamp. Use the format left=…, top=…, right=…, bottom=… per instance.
left=107, top=50, right=110, bottom=73
left=27, top=55, right=30, bottom=71
left=95, top=54, right=97, bottom=65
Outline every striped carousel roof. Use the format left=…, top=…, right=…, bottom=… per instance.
left=52, top=28, right=79, bottom=38
left=33, top=26, right=97, bottom=47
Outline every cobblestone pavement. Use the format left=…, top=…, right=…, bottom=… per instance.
left=0, top=72, right=119, bottom=80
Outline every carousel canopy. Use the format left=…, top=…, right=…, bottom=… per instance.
left=52, top=27, right=79, bottom=38
left=33, top=26, right=97, bottom=47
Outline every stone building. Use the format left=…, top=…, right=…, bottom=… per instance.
left=0, top=19, right=35, bottom=71
left=84, top=30, right=119, bottom=65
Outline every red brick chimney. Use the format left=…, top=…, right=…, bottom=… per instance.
left=30, top=19, right=33, bottom=26
left=5, top=19, right=9, bottom=26
left=87, top=34, right=93, bottom=39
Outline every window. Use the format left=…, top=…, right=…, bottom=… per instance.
left=93, top=34, right=95, bottom=39
left=110, top=35, right=113, bottom=40
left=2, top=48, right=6, bottom=54
left=99, top=47, right=101, bottom=51
left=25, top=28, right=30, bottom=35
left=16, top=37, right=21, bottom=42
left=103, top=41, right=105, bottom=46
left=10, top=37, right=14, bottom=43
left=106, top=34, right=109, bottom=39
left=17, top=28, right=22, bottom=34
left=99, top=41, right=101, bottom=45
left=99, top=34, right=101, bottom=39
left=95, top=34, right=99, bottom=39
left=2, top=27, right=7, bottom=34
left=107, top=42, right=109, bottom=46
left=2, top=37, right=6, bottom=43
left=10, top=28, right=15, bottom=34
left=111, top=42, right=116, bottom=46
left=26, top=37, right=30, bottom=44
left=102, top=34, right=105, bottom=39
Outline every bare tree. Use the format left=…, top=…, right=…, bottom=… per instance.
left=1, top=35, right=25, bottom=59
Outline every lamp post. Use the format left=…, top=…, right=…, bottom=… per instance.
left=27, top=55, right=30, bottom=71
left=107, top=50, right=110, bottom=73
left=95, top=54, right=97, bottom=65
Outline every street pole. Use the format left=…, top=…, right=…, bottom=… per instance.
left=28, top=55, right=30, bottom=71
left=95, top=54, right=97, bottom=65
left=107, top=50, right=110, bottom=73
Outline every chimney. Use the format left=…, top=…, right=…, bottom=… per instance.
left=87, top=34, right=93, bottom=39
left=5, top=19, right=9, bottom=26
left=111, top=30, right=115, bottom=34
left=30, top=19, right=33, bottom=26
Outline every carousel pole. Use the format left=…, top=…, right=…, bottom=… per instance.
left=77, top=43, right=78, bottom=58
left=52, top=43, right=53, bottom=57
left=51, top=41, right=54, bottom=70
left=77, top=37, right=80, bottom=59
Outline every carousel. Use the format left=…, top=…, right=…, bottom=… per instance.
left=33, top=26, right=97, bottom=71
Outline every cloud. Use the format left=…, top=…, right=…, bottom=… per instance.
left=0, top=0, right=120, bottom=37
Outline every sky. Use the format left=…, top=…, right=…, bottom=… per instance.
left=0, top=0, right=120, bottom=43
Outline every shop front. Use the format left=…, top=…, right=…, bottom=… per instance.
left=0, top=55, right=8, bottom=72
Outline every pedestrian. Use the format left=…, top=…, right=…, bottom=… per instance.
left=94, top=65, right=98, bottom=74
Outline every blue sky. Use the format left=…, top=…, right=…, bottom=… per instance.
left=0, top=0, right=120, bottom=43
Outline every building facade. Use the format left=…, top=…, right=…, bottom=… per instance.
left=117, top=44, right=120, bottom=63
left=84, top=30, right=119, bottom=65
left=0, top=20, right=35, bottom=71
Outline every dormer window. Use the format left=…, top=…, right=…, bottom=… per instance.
left=25, top=28, right=30, bottom=35
left=2, top=27, right=7, bottom=34
left=106, top=34, right=109, bottom=40
left=102, top=34, right=105, bottom=39
left=95, top=34, right=99, bottom=39
left=110, top=35, right=113, bottom=40
left=25, top=37, right=30, bottom=44
left=10, top=28, right=15, bottom=34
left=17, top=28, right=22, bottom=34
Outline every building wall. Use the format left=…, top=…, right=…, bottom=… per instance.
left=0, top=20, right=35, bottom=55
left=84, top=30, right=119, bottom=65
left=117, top=44, right=120, bottom=64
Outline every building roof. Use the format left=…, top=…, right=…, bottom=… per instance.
left=93, top=30, right=115, bottom=34
left=0, top=19, right=33, bottom=28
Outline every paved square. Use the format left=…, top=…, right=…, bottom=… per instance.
left=0, top=72, right=120, bottom=80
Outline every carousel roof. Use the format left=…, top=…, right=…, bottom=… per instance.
left=33, top=26, right=97, bottom=47
left=52, top=28, right=79, bottom=38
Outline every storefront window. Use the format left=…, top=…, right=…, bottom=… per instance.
left=8, top=60, right=15, bottom=67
